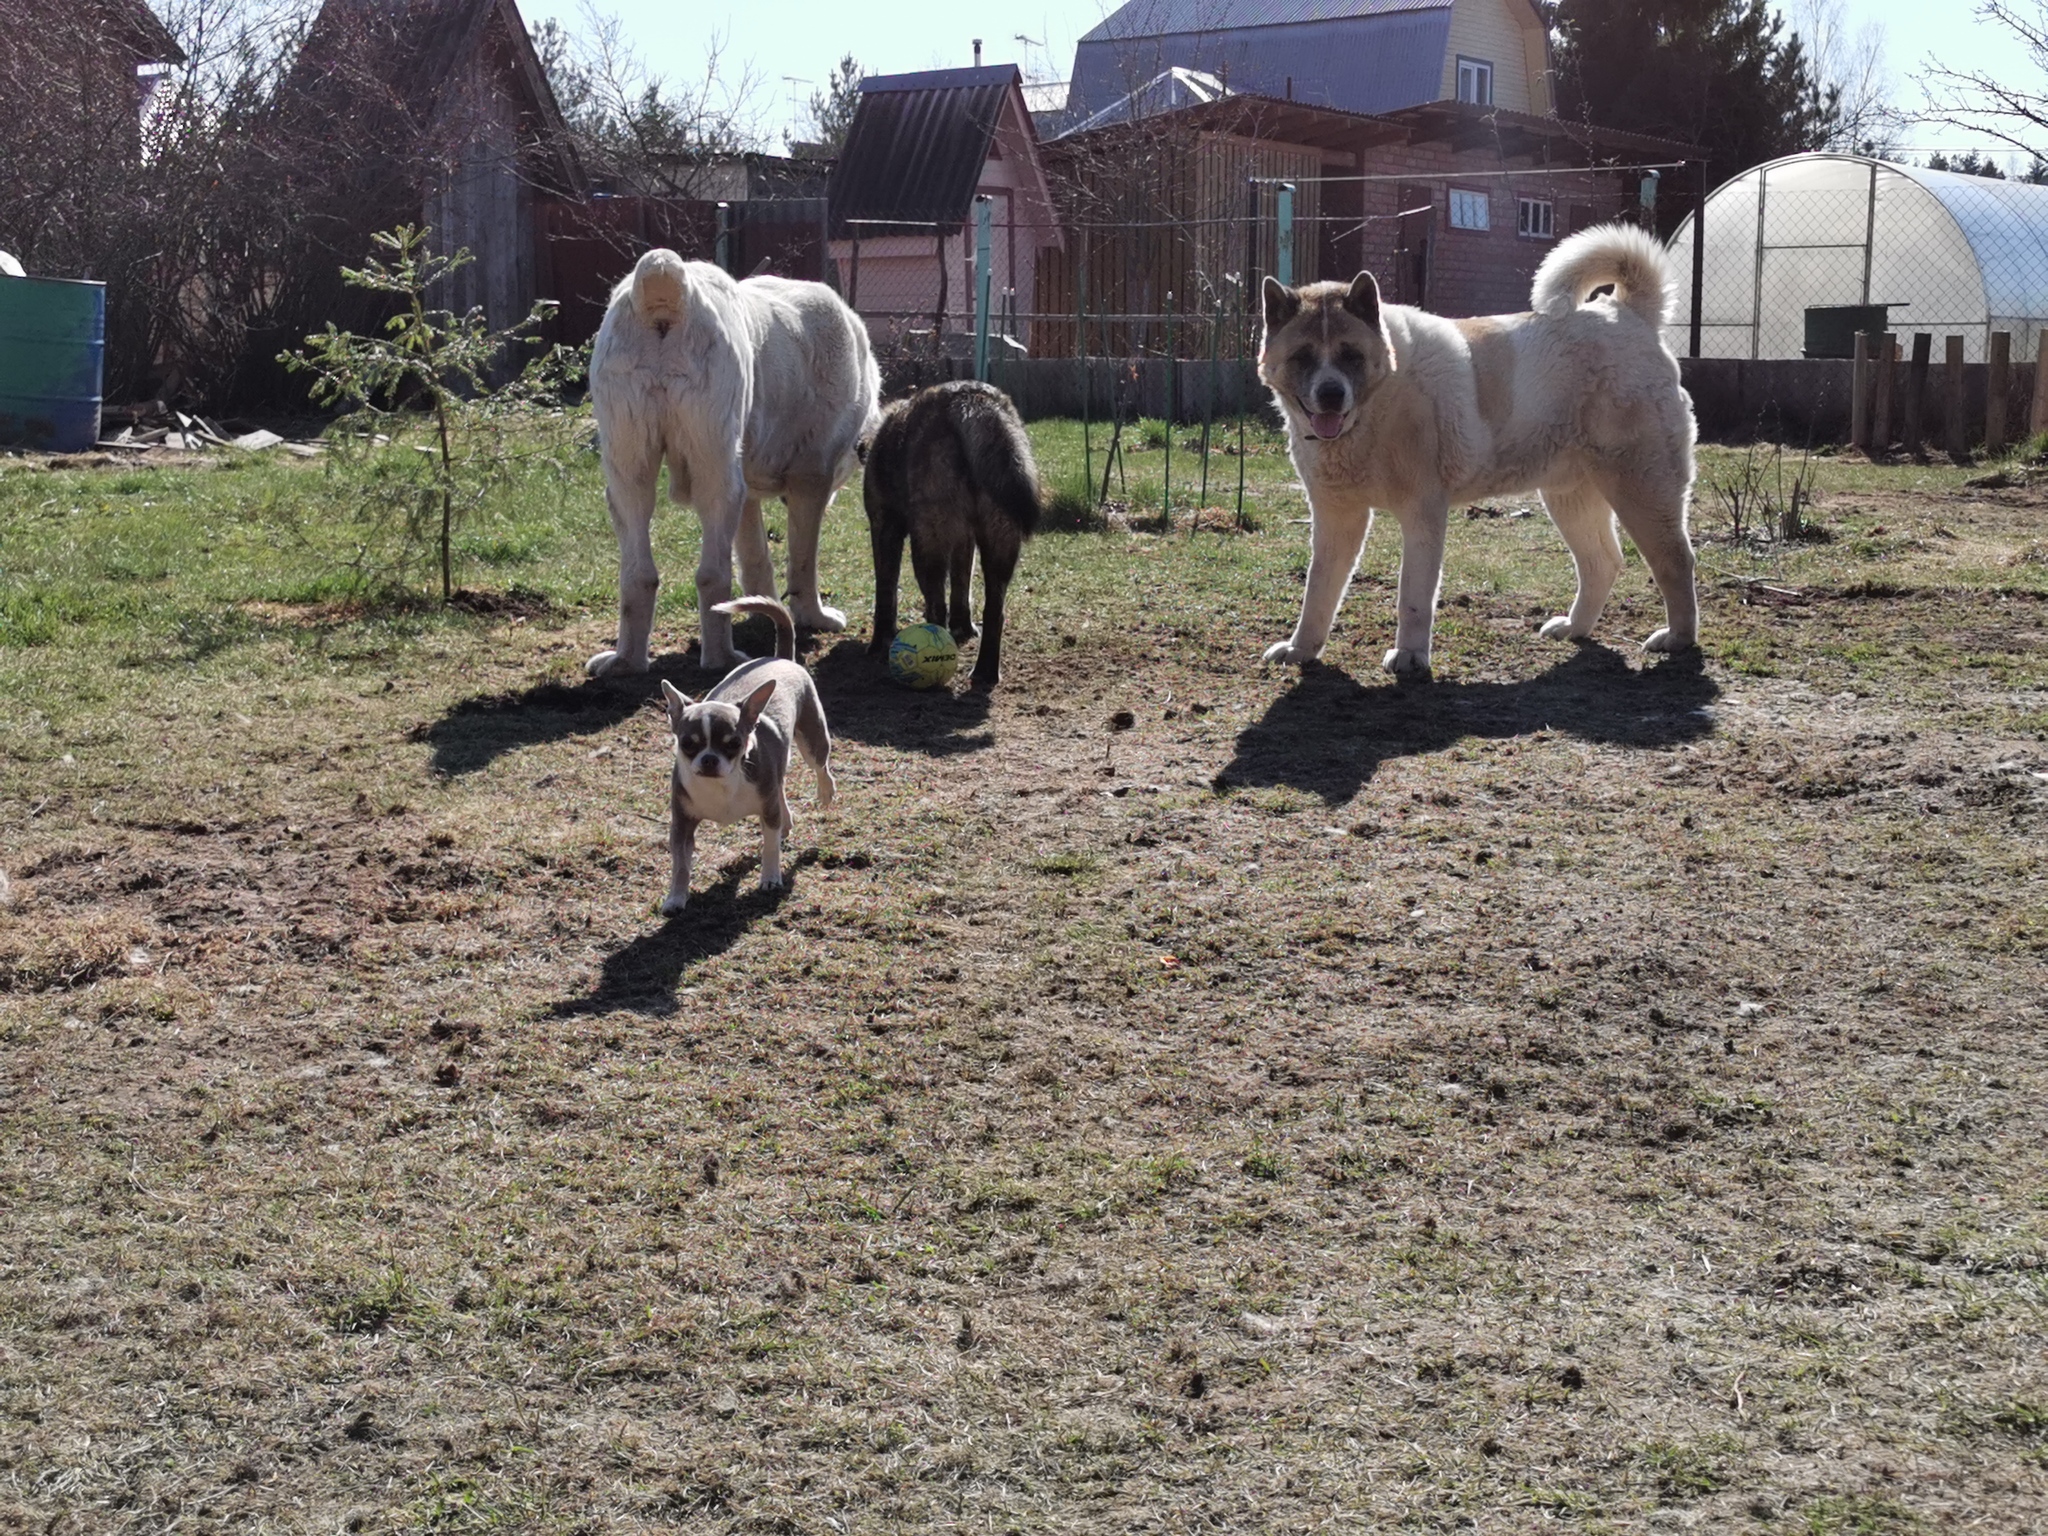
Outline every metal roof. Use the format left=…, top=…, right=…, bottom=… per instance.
left=827, top=66, right=1021, bottom=236
left=1069, top=9, right=1452, bottom=119
left=1081, top=0, right=1449, bottom=44
left=1062, top=67, right=1231, bottom=137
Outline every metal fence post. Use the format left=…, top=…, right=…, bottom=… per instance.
left=1690, top=160, right=1706, bottom=359
left=1235, top=279, right=1248, bottom=529
left=716, top=201, right=731, bottom=274
left=1276, top=183, right=1295, bottom=287
left=1202, top=292, right=1220, bottom=511
left=973, top=196, right=992, bottom=383
left=1078, top=256, right=1091, bottom=507
left=1163, top=290, right=1174, bottom=526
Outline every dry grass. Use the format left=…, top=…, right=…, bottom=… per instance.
left=1, top=429, right=2045, bottom=1533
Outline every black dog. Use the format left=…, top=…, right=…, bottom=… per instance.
left=862, top=381, right=1041, bottom=690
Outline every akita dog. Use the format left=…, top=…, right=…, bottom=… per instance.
left=1258, top=223, right=1699, bottom=675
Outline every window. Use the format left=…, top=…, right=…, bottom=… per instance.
left=1517, top=197, right=1555, bottom=239
left=1456, top=56, right=1493, bottom=106
left=1448, top=188, right=1490, bottom=231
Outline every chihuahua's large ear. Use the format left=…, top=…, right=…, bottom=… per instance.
left=736, top=678, right=777, bottom=731
left=1343, top=271, right=1382, bottom=330
left=660, top=678, right=693, bottom=719
left=1262, top=275, right=1301, bottom=335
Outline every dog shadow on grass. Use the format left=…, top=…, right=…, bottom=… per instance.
left=547, top=851, right=818, bottom=1018
left=1219, top=643, right=1720, bottom=805
left=806, top=638, right=996, bottom=758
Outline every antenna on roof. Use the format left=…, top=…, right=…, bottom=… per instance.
left=973, top=38, right=982, bottom=67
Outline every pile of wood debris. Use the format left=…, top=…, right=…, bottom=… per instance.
left=99, top=402, right=322, bottom=458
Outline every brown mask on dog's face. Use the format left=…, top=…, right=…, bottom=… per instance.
left=1260, top=273, right=1394, bottom=442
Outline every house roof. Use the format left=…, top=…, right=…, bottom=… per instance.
left=285, top=0, right=578, bottom=189
left=1052, top=92, right=1694, bottom=165
left=1062, top=67, right=1230, bottom=137
left=1082, top=0, right=1449, bottom=42
left=827, top=65, right=1027, bottom=237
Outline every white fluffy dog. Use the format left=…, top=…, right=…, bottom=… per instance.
left=1259, top=224, right=1698, bottom=675
left=587, top=250, right=880, bottom=676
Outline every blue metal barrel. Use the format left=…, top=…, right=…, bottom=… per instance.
left=0, top=276, right=107, bottom=453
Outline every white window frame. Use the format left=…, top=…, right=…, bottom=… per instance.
left=1456, top=56, right=1493, bottom=106
left=1516, top=196, right=1555, bottom=239
left=1448, top=188, right=1490, bottom=232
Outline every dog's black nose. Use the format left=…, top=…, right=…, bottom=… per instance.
left=1313, top=383, right=1348, bottom=412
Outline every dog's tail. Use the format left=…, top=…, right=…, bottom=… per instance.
left=712, top=596, right=797, bottom=662
left=958, top=388, right=1043, bottom=538
left=1530, top=223, right=1673, bottom=328
left=630, top=248, right=690, bottom=332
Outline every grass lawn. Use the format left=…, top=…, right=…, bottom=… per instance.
left=2, top=419, right=2045, bottom=1533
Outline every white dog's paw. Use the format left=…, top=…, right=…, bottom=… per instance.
left=659, top=890, right=689, bottom=917
left=1382, top=647, right=1433, bottom=676
left=757, top=873, right=785, bottom=892
left=791, top=600, right=848, bottom=633
left=1537, top=615, right=1581, bottom=641
left=1262, top=639, right=1320, bottom=666
left=1642, top=627, right=1696, bottom=655
left=586, top=648, right=649, bottom=678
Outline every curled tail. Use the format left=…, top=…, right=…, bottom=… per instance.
left=630, top=248, right=689, bottom=331
left=712, top=596, right=798, bottom=662
left=1530, top=223, right=1672, bottom=327
left=958, top=386, right=1043, bottom=538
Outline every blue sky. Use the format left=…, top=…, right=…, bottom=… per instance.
left=516, top=0, right=2027, bottom=160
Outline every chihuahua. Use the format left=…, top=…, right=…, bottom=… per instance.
left=658, top=597, right=836, bottom=915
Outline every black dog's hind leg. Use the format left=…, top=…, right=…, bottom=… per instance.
left=868, top=521, right=906, bottom=653
left=911, top=539, right=951, bottom=631
left=970, top=546, right=1014, bottom=691
left=947, top=543, right=978, bottom=644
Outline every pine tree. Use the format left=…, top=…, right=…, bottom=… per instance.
left=1554, top=0, right=1839, bottom=221
left=806, top=55, right=863, bottom=157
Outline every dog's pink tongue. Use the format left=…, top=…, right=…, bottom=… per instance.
left=1309, top=411, right=1345, bottom=440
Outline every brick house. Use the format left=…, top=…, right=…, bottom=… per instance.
left=1042, top=0, right=1691, bottom=339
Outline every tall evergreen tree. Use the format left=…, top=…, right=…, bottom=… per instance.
left=805, top=55, right=863, bottom=157
left=1554, top=0, right=1839, bottom=224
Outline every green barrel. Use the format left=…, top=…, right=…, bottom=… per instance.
left=0, top=276, right=107, bottom=453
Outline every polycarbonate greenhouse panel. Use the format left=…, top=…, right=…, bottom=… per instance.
left=1665, top=153, right=2048, bottom=363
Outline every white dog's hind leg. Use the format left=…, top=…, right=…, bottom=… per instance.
left=782, top=482, right=847, bottom=631
left=736, top=496, right=776, bottom=597
left=588, top=453, right=662, bottom=677
left=1598, top=469, right=1699, bottom=654
left=696, top=463, right=750, bottom=671
left=1537, top=483, right=1624, bottom=642
left=1383, top=501, right=1448, bottom=675
left=1263, top=504, right=1371, bottom=666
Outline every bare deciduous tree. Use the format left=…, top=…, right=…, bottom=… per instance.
left=1922, top=1, right=2048, bottom=160
left=1792, top=0, right=1903, bottom=153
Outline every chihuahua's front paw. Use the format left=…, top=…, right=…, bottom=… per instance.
left=1381, top=647, right=1433, bottom=677
left=659, top=890, right=689, bottom=917
left=586, top=647, right=648, bottom=678
left=791, top=600, right=847, bottom=632
left=1262, top=639, right=1320, bottom=667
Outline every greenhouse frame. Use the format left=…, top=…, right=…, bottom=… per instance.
left=1666, top=152, right=2048, bottom=364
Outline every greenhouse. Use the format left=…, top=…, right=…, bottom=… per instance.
left=1666, top=152, right=2048, bottom=363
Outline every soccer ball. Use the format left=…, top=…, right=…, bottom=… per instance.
left=888, top=623, right=958, bottom=689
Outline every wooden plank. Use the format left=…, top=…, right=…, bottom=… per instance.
left=2032, top=331, right=2048, bottom=438
left=1987, top=330, right=2011, bottom=454
left=1902, top=332, right=1931, bottom=457
left=1945, top=334, right=1968, bottom=461
left=1871, top=332, right=1896, bottom=451
left=1851, top=331, right=1871, bottom=451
